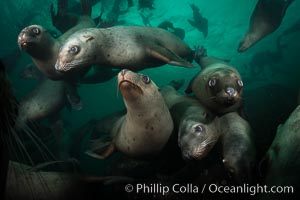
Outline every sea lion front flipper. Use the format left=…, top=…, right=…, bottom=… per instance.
left=146, top=44, right=194, bottom=68
left=85, top=138, right=116, bottom=159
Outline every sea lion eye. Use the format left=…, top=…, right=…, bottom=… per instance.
left=237, top=80, right=243, bottom=87
left=194, top=125, right=204, bottom=133
left=69, top=46, right=80, bottom=54
left=208, top=79, right=216, bottom=87
left=32, top=27, right=40, bottom=35
left=142, top=75, right=151, bottom=84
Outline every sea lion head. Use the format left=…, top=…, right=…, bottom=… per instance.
left=179, top=117, right=220, bottom=161
left=117, top=69, right=159, bottom=109
left=55, top=29, right=97, bottom=73
left=18, top=25, right=54, bottom=56
left=200, top=64, right=244, bottom=113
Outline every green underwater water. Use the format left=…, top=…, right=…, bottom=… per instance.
left=1, top=0, right=300, bottom=198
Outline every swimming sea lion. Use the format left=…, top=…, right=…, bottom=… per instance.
left=54, top=26, right=194, bottom=73
left=261, top=105, right=300, bottom=188
left=238, top=0, right=295, bottom=52
left=160, top=84, right=220, bottom=161
left=17, top=0, right=96, bottom=80
left=219, top=112, right=256, bottom=184
left=186, top=47, right=244, bottom=114
left=188, top=4, right=208, bottom=37
left=86, top=69, right=174, bottom=159
left=16, top=79, right=81, bottom=128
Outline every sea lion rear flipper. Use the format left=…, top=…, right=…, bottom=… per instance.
left=85, top=138, right=115, bottom=159
left=146, top=44, right=194, bottom=68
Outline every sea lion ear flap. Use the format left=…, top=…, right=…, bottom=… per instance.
left=185, top=75, right=196, bottom=94
left=258, top=152, right=272, bottom=178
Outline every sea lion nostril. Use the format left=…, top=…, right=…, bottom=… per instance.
left=226, top=87, right=235, bottom=97
left=121, top=69, right=128, bottom=76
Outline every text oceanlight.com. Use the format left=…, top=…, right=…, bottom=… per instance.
left=124, top=183, right=294, bottom=196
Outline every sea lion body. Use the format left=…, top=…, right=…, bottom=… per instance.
left=160, top=85, right=219, bottom=161
left=87, top=70, right=173, bottom=158
left=186, top=53, right=244, bottom=114
left=262, top=105, right=300, bottom=187
left=238, top=0, right=294, bottom=52
left=16, top=79, right=79, bottom=126
left=55, top=26, right=194, bottom=72
left=219, top=112, right=256, bottom=184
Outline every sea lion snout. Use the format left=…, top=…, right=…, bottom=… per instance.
left=226, top=87, right=235, bottom=97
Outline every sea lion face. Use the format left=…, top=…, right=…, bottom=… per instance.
left=179, top=118, right=219, bottom=161
left=55, top=30, right=97, bottom=72
left=18, top=25, right=52, bottom=53
left=203, top=68, right=243, bottom=112
left=117, top=69, right=159, bottom=108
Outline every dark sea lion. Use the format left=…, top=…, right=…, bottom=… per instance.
left=86, top=69, right=173, bottom=159
left=188, top=4, right=208, bottom=37
left=238, top=0, right=295, bottom=52
left=16, top=79, right=81, bottom=128
left=261, top=105, right=300, bottom=189
left=219, top=112, right=256, bottom=184
left=186, top=47, right=244, bottom=114
left=54, top=26, right=194, bottom=73
left=160, top=84, right=220, bottom=161
left=17, top=0, right=96, bottom=80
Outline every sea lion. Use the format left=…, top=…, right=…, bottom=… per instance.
left=261, top=105, right=300, bottom=188
left=86, top=69, right=174, bottom=159
left=238, top=0, right=295, bottom=52
left=16, top=79, right=81, bottom=128
left=54, top=26, right=194, bottom=73
left=17, top=0, right=96, bottom=80
left=160, top=84, right=220, bottom=161
left=188, top=4, right=208, bottom=37
left=219, top=112, right=256, bottom=184
left=186, top=47, right=244, bottom=115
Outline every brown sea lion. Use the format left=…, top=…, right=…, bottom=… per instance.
left=86, top=69, right=174, bottom=159
left=160, top=84, right=220, bottom=161
left=186, top=47, right=244, bottom=115
left=17, top=0, right=96, bottom=80
left=54, top=26, right=194, bottom=73
left=219, top=112, right=256, bottom=184
left=238, top=0, right=295, bottom=52
left=261, top=105, right=300, bottom=189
